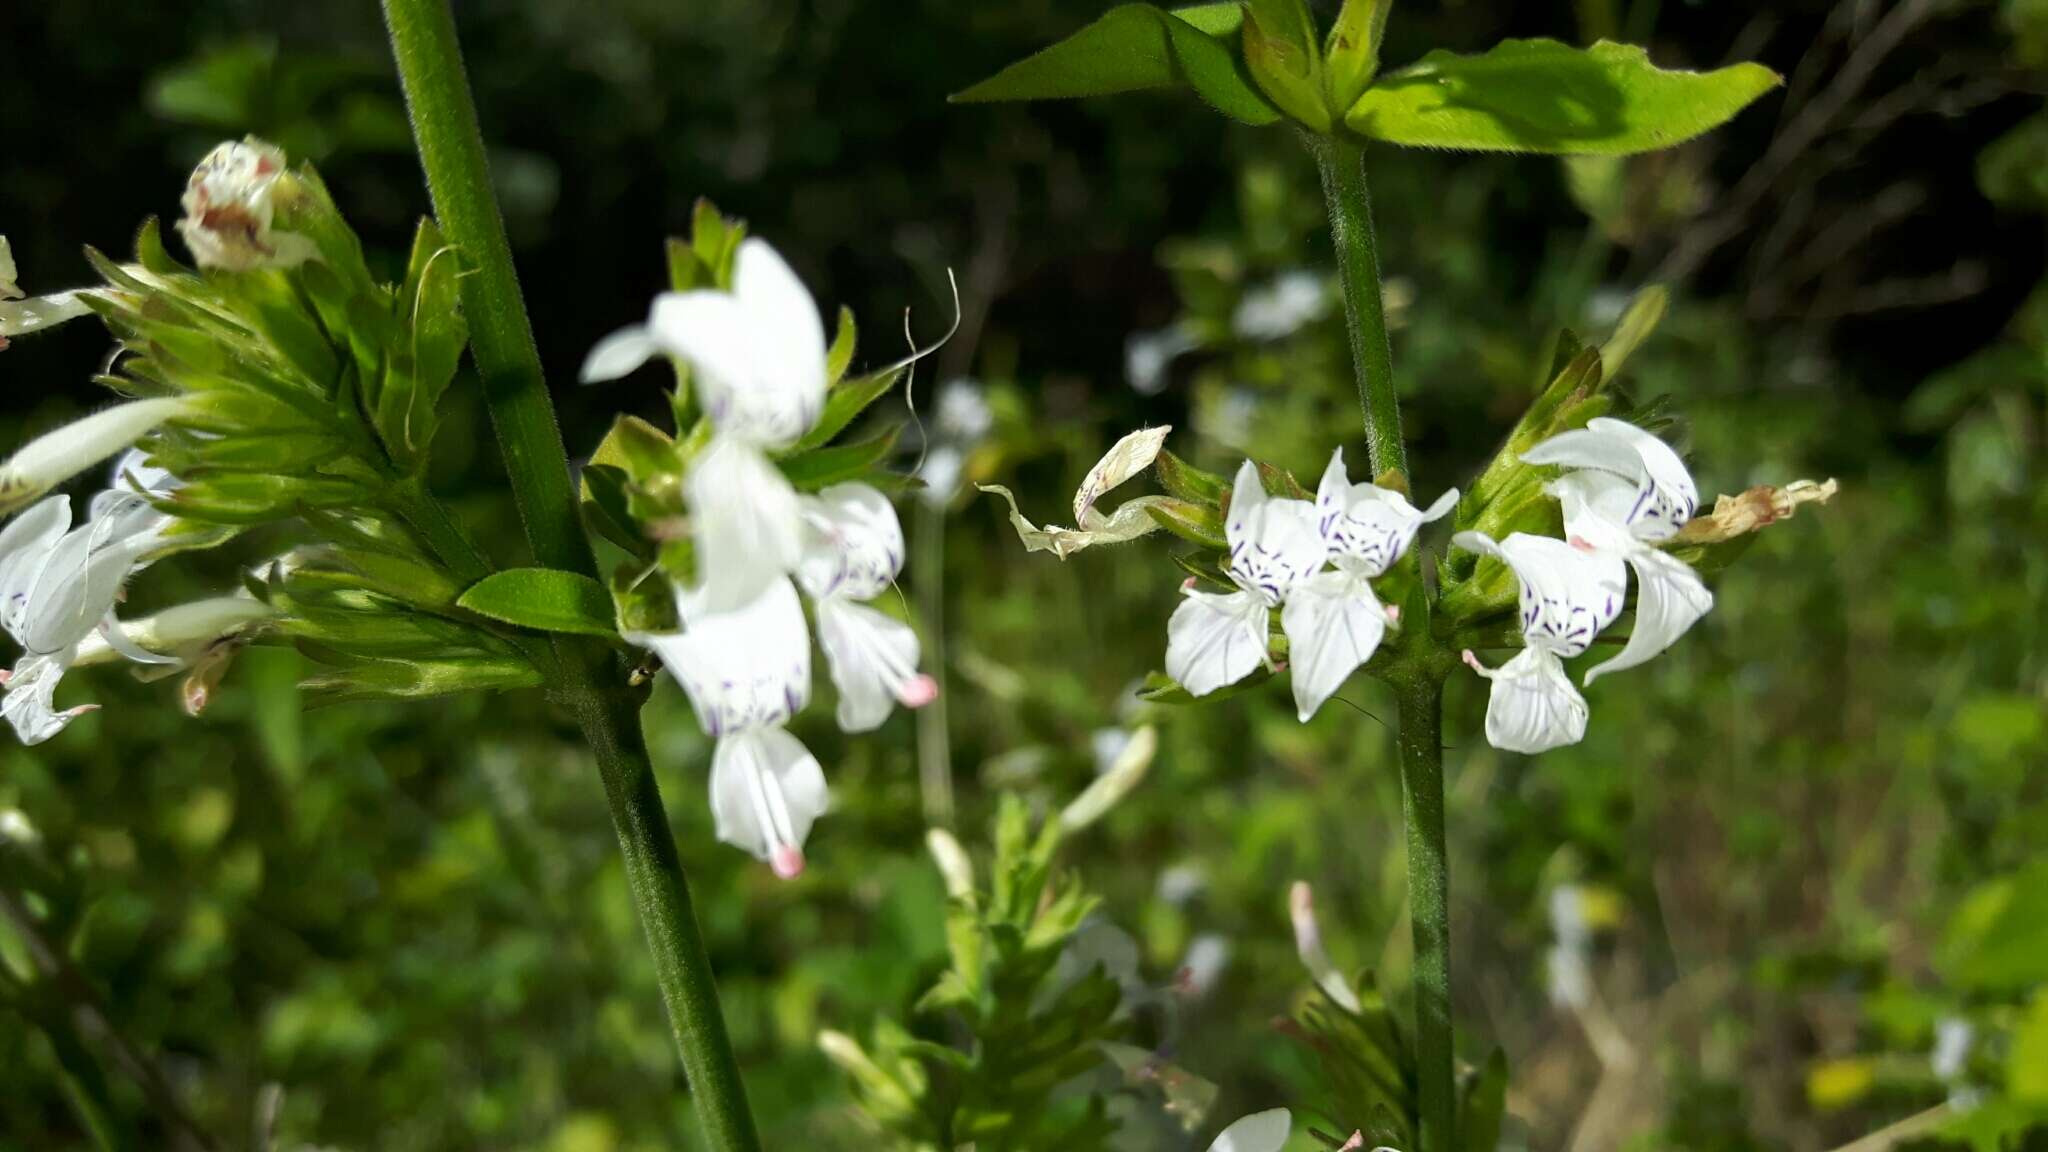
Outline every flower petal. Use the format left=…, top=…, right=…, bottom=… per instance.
left=797, top=482, right=904, bottom=602
left=1583, top=546, right=1713, bottom=684
left=0, top=497, right=72, bottom=642
left=649, top=269, right=823, bottom=448
left=1525, top=419, right=1698, bottom=541
left=1281, top=568, right=1386, bottom=722
left=0, top=291, right=94, bottom=340
left=709, top=726, right=828, bottom=877
left=1, top=652, right=88, bottom=745
left=1314, top=448, right=1454, bottom=576
left=0, top=398, right=188, bottom=515
left=1467, top=646, right=1588, bottom=754
left=578, top=323, right=661, bottom=383
left=1454, top=531, right=1625, bottom=658
left=732, top=239, right=827, bottom=409
left=1226, top=460, right=1325, bottom=602
left=815, top=599, right=931, bottom=733
left=22, top=515, right=153, bottom=657
left=1165, top=588, right=1269, bottom=697
left=635, top=577, right=811, bottom=737
left=1207, top=1108, right=1292, bottom=1152
left=685, top=437, right=806, bottom=613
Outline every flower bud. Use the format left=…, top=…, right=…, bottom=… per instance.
left=925, top=828, right=975, bottom=899
left=1058, top=724, right=1157, bottom=833
left=73, top=596, right=274, bottom=672
left=176, top=138, right=318, bottom=271
left=0, top=398, right=188, bottom=516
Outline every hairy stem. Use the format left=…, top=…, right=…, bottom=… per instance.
left=564, top=675, right=764, bottom=1152
left=381, top=0, right=589, bottom=579
left=1396, top=677, right=1454, bottom=1152
left=382, top=4, right=762, bottom=1148
left=1308, top=133, right=1407, bottom=480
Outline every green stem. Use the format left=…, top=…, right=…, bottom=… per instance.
left=381, top=5, right=762, bottom=1149
left=1396, top=677, right=1454, bottom=1152
left=563, top=676, right=764, bottom=1152
left=381, top=0, right=589, bottom=579
left=1308, top=132, right=1407, bottom=480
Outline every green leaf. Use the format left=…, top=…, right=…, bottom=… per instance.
left=1325, top=0, right=1392, bottom=111
left=1242, top=0, right=1330, bottom=131
left=1155, top=449, right=1229, bottom=504
left=791, top=367, right=901, bottom=453
left=1458, top=1049, right=1509, bottom=1152
left=1143, top=499, right=1226, bottom=548
left=826, top=305, right=858, bottom=385
left=780, top=427, right=901, bottom=491
left=1598, top=284, right=1666, bottom=381
left=1137, top=666, right=1274, bottom=705
left=1936, top=860, right=2048, bottom=992
left=456, top=568, right=618, bottom=637
left=580, top=463, right=648, bottom=558
left=302, top=654, right=542, bottom=703
left=1345, top=39, right=1780, bottom=155
left=592, top=414, right=679, bottom=482
left=951, top=4, right=1283, bottom=128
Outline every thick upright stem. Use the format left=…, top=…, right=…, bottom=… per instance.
left=381, top=0, right=590, bottom=579
left=382, top=4, right=762, bottom=1149
left=1309, top=133, right=1407, bottom=480
left=1396, top=678, right=1454, bottom=1152
left=565, top=678, right=764, bottom=1152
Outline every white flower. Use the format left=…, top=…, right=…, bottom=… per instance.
left=1281, top=449, right=1458, bottom=721
left=1124, top=324, right=1198, bottom=395
left=1289, top=880, right=1362, bottom=1012
left=1932, top=1017, right=1974, bottom=1083
left=794, top=482, right=936, bottom=732
left=631, top=578, right=825, bottom=876
left=0, top=235, right=95, bottom=347
left=1176, top=933, right=1231, bottom=998
left=0, top=398, right=187, bottom=516
left=1206, top=1109, right=1291, bottom=1152
left=176, top=139, right=317, bottom=271
left=1547, top=885, right=1593, bottom=1010
left=1233, top=269, right=1327, bottom=341
left=583, top=239, right=828, bottom=612
left=1166, top=460, right=1326, bottom=698
left=1453, top=532, right=1626, bottom=754
left=1523, top=417, right=1713, bottom=684
left=0, top=490, right=180, bottom=744
left=934, top=378, right=993, bottom=442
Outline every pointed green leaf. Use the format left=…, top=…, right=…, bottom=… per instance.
left=952, top=4, right=1283, bottom=127
left=1345, top=39, right=1779, bottom=155
left=1144, top=498, right=1226, bottom=547
left=1325, top=0, right=1392, bottom=110
left=1154, top=449, right=1229, bottom=504
left=791, top=367, right=901, bottom=453
left=1598, top=284, right=1666, bottom=380
left=1243, top=0, right=1330, bottom=131
left=826, top=305, right=858, bottom=385
left=457, top=568, right=618, bottom=637
left=779, top=428, right=902, bottom=491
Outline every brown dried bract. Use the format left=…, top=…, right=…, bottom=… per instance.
left=1674, top=478, right=1839, bottom=545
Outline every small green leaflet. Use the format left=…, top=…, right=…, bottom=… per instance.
left=1344, top=39, right=1779, bottom=155
left=781, top=428, right=901, bottom=491
left=457, top=568, right=618, bottom=637
left=952, top=3, right=1282, bottom=127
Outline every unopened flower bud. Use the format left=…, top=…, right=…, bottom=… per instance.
left=1289, top=880, right=1362, bottom=1012
left=925, top=828, right=975, bottom=899
left=0, top=398, right=188, bottom=516
left=1059, top=723, right=1156, bottom=833
left=176, top=139, right=318, bottom=271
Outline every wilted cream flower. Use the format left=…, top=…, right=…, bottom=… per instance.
left=176, top=138, right=318, bottom=271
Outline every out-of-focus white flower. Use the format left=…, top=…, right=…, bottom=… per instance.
left=1525, top=419, right=1713, bottom=685
left=1090, top=726, right=1134, bottom=775
left=1233, top=270, right=1327, bottom=341
left=1176, top=933, right=1231, bottom=998
left=796, top=483, right=936, bottom=732
left=0, top=808, right=38, bottom=846
left=1206, top=1109, right=1291, bottom=1152
left=176, top=139, right=317, bottom=271
left=1289, top=880, right=1361, bottom=1013
left=1932, top=1017, right=1974, bottom=1083
left=1454, top=532, right=1626, bottom=754
left=0, top=399, right=188, bottom=516
left=1125, top=324, right=1198, bottom=395
left=934, top=378, right=993, bottom=442
left=1060, top=724, right=1156, bottom=833
left=1157, top=863, right=1208, bottom=906
left=1547, top=885, right=1593, bottom=1010
left=0, top=235, right=96, bottom=347
left=584, top=239, right=828, bottom=612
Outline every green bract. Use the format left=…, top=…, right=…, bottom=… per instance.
left=953, top=2, right=1779, bottom=154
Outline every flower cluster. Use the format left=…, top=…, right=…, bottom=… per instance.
left=0, top=432, right=269, bottom=744
left=1167, top=451, right=1455, bottom=721
left=1454, top=418, right=1714, bottom=753
left=585, top=238, right=935, bottom=876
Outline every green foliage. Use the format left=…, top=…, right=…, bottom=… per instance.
left=457, top=569, right=619, bottom=638
left=1344, top=40, right=1780, bottom=155
left=951, top=4, right=1283, bottom=127
left=823, top=797, right=1132, bottom=1152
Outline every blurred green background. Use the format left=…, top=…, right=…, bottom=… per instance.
left=1, top=0, right=2044, bottom=1149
